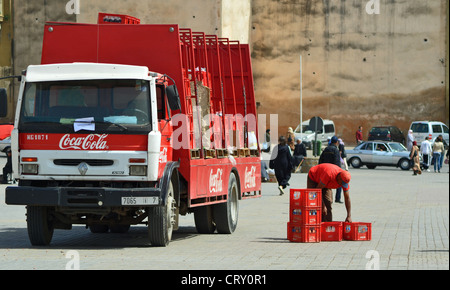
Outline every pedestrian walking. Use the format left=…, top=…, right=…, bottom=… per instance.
left=356, top=126, right=363, bottom=145
left=293, top=138, right=307, bottom=170
left=410, top=141, right=422, bottom=175
left=307, top=163, right=352, bottom=222
left=407, top=130, right=414, bottom=151
left=335, top=138, right=348, bottom=203
left=338, top=138, right=348, bottom=171
left=446, top=148, right=449, bottom=173
left=262, top=129, right=271, bottom=153
left=319, top=136, right=340, bottom=166
left=286, top=127, right=295, bottom=152
left=1, top=148, right=12, bottom=184
left=432, top=136, right=445, bottom=173
left=269, top=136, right=293, bottom=195
left=420, top=137, right=432, bottom=171
left=319, top=136, right=344, bottom=204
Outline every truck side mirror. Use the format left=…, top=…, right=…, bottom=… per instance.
left=166, top=84, right=181, bottom=111
left=0, top=88, right=7, bottom=118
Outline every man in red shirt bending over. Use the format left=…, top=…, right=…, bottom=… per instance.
left=307, top=163, right=352, bottom=223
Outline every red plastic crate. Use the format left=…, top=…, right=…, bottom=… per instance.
left=98, top=13, right=141, bottom=24
left=321, top=222, right=343, bottom=241
left=290, top=206, right=321, bottom=224
left=343, top=222, right=372, bottom=241
left=290, top=189, right=322, bottom=207
left=287, top=222, right=321, bottom=243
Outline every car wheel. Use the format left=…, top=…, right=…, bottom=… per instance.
left=350, top=157, right=362, bottom=169
left=399, top=158, right=411, bottom=170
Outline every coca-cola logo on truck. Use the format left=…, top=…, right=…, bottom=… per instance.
left=244, top=166, right=256, bottom=189
left=59, top=134, right=109, bottom=150
left=209, top=168, right=223, bottom=193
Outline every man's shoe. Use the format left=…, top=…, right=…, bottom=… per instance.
left=335, top=200, right=343, bottom=204
left=278, top=186, right=285, bottom=196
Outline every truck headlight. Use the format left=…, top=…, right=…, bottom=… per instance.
left=129, top=165, right=147, bottom=176
left=22, top=164, right=39, bottom=175
left=21, top=157, right=39, bottom=175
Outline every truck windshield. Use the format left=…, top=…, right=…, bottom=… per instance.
left=19, top=79, right=152, bottom=134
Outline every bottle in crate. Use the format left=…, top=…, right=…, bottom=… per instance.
left=287, top=222, right=321, bottom=243
left=343, top=222, right=372, bottom=241
left=321, top=222, right=343, bottom=241
left=290, top=206, right=321, bottom=225
left=290, top=188, right=322, bottom=207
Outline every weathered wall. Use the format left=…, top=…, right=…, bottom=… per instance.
left=13, top=0, right=76, bottom=71
left=77, top=0, right=222, bottom=37
left=77, top=0, right=251, bottom=44
left=251, top=0, right=448, bottom=144
left=7, top=0, right=448, bottom=145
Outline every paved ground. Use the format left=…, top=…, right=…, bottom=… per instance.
left=0, top=155, right=448, bottom=271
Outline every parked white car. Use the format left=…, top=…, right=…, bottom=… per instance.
left=409, top=121, right=449, bottom=148
left=294, top=119, right=335, bottom=149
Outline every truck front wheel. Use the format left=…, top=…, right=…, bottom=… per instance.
left=27, top=206, right=54, bottom=246
left=213, top=172, right=239, bottom=234
left=148, top=180, right=176, bottom=246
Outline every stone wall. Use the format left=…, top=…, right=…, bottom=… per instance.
left=251, top=0, right=448, bottom=144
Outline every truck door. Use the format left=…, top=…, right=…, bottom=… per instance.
left=156, top=85, right=173, bottom=168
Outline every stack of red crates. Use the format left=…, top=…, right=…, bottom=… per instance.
left=288, top=189, right=372, bottom=242
left=287, top=189, right=322, bottom=243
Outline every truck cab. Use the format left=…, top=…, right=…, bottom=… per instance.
left=7, top=62, right=181, bottom=246
left=13, top=63, right=165, bottom=181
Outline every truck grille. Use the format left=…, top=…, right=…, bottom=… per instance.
left=53, top=159, right=114, bottom=166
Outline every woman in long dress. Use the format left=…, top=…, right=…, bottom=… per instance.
left=410, top=141, right=421, bottom=175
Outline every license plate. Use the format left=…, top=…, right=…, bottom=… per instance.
left=121, top=196, right=159, bottom=205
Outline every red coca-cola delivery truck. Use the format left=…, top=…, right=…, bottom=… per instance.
left=5, top=13, right=261, bottom=246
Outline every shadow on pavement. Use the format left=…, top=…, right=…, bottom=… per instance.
left=0, top=226, right=199, bottom=249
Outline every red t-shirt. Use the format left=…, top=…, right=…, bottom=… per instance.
left=308, top=163, right=350, bottom=190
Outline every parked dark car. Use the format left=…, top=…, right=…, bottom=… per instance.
left=368, top=126, right=405, bottom=144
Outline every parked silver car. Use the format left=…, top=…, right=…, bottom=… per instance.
left=0, top=136, right=11, bottom=156
left=346, top=141, right=411, bottom=170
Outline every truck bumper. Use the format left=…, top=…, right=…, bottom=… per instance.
left=5, top=186, right=161, bottom=207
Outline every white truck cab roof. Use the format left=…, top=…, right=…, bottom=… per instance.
left=25, top=63, right=152, bottom=82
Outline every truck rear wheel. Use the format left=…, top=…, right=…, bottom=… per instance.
left=194, top=205, right=216, bottom=234
left=213, top=172, right=239, bottom=234
left=27, top=206, right=54, bottom=246
left=148, top=180, right=176, bottom=246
